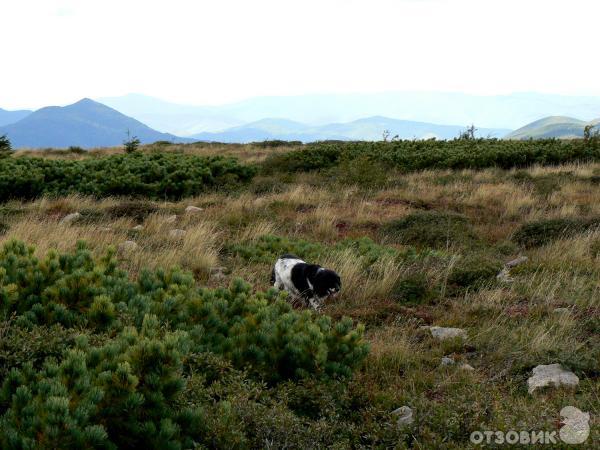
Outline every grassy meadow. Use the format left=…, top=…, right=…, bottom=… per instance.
left=0, top=142, right=598, bottom=448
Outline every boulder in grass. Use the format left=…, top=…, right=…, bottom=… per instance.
left=527, top=364, right=579, bottom=394
left=506, top=256, right=528, bottom=268
left=59, top=212, right=81, bottom=225
left=392, top=406, right=414, bottom=427
left=118, top=240, right=139, bottom=253
left=169, top=229, right=186, bottom=238
left=422, top=326, right=467, bottom=341
left=185, top=206, right=203, bottom=214
left=441, top=357, right=455, bottom=366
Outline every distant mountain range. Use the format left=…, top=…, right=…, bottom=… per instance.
left=98, top=92, right=600, bottom=136
left=0, top=99, right=191, bottom=149
left=2, top=92, right=600, bottom=148
left=506, top=116, right=600, bottom=139
left=191, top=117, right=511, bottom=143
left=0, top=108, right=32, bottom=127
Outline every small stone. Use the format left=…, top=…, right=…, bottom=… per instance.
left=132, top=225, right=144, bottom=231
left=527, top=363, right=579, bottom=394
left=210, top=266, right=227, bottom=280
left=506, top=256, right=528, bottom=268
left=460, top=363, right=475, bottom=371
left=118, top=240, right=138, bottom=253
left=441, top=357, right=455, bottom=366
left=185, top=206, right=203, bottom=214
left=559, top=406, right=591, bottom=445
left=169, top=229, right=186, bottom=238
left=553, top=307, right=570, bottom=314
left=392, top=406, right=414, bottom=427
left=165, top=215, right=177, bottom=223
left=422, top=326, right=467, bottom=341
left=59, top=212, right=81, bottom=224
left=496, top=267, right=514, bottom=283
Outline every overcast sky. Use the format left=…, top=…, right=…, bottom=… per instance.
left=2, top=0, right=599, bottom=110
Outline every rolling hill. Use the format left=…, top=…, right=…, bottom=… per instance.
left=0, top=108, right=31, bottom=127
left=506, top=116, right=600, bottom=139
left=191, top=116, right=511, bottom=143
left=99, top=92, right=600, bottom=136
left=0, top=99, right=192, bottom=149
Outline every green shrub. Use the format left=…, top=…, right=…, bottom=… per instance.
left=391, top=273, right=432, bottom=304
left=0, top=317, right=204, bottom=450
left=261, top=139, right=600, bottom=174
left=329, top=155, right=390, bottom=188
left=0, top=152, right=256, bottom=202
left=381, top=211, right=480, bottom=250
left=447, top=254, right=502, bottom=293
left=0, top=135, right=11, bottom=158
left=513, top=217, right=600, bottom=248
left=0, top=240, right=367, bottom=383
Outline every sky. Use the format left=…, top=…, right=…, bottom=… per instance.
left=2, top=0, right=600, bottom=110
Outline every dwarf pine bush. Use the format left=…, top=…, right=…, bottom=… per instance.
left=0, top=152, right=256, bottom=201
left=0, top=240, right=367, bottom=383
left=0, top=239, right=369, bottom=447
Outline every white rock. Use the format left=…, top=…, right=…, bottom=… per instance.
left=185, top=206, right=203, bottom=214
left=441, top=357, right=455, bottom=366
left=460, top=363, right=475, bottom=371
left=165, top=215, right=177, bottom=223
left=210, top=267, right=227, bottom=280
left=553, top=307, right=570, bottom=315
left=118, top=240, right=138, bottom=253
left=527, top=364, right=579, bottom=394
left=391, top=406, right=414, bottom=427
left=59, top=212, right=81, bottom=224
left=169, top=229, right=186, bottom=238
left=132, top=225, right=144, bottom=231
left=422, top=326, right=467, bottom=341
left=496, top=267, right=514, bottom=283
left=559, top=406, right=590, bottom=445
left=506, top=256, right=528, bottom=268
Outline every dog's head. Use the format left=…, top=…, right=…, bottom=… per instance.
left=312, top=268, right=341, bottom=299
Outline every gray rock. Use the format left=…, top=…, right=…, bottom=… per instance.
left=391, top=406, right=414, bottom=427
left=553, top=307, right=570, bottom=315
left=441, top=357, right=455, bottom=366
left=165, top=215, right=177, bottom=224
left=210, top=266, right=227, bottom=281
left=132, top=225, right=144, bottom=231
left=506, top=256, right=528, bottom=268
left=59, top=212, right=81, bottom=225
left=496, top=267, right=514, bottom=283
left=169, top=229, right=186, bottom=238
left=559, top=406, right=590, bottom=445
left=422, top=326, right=467, bottom=341
left=527, top=364, right=579, bottom=394
left=185, top=206, right=203, bottom=214
left=118, top=240, right=139, bottom=253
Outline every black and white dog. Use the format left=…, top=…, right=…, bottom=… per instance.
left=271, top=254, right=341, bottom=310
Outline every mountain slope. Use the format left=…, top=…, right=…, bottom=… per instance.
left=506, top=116, right=598, bottom=139
left=99, top=92, right=600, bottom=135
left=0, top=108, right=31, bottom=127
left=0, top=99, right=191, bottom=149
left=191, top=116, right=511, bottom=143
